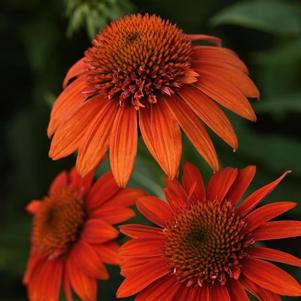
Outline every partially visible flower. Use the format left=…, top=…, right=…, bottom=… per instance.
left=117, top=162, right=301, bottom=300
left=23, top=168, right=144, bottom=301
left=48, top=14, right=259, bottom=187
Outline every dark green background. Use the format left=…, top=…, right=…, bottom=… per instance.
left=1, top=0, right=301, bottom=300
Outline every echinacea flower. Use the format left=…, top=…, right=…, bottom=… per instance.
left=23, top=168, right=144, bottom=301
left=117, top=162, right=301, bottom=300
left=48, top=14, right=259, bottom=187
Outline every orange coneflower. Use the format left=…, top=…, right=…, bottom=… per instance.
left=117, top=162, right=301, bottom=300
left=23, top=168, right=144, bottom=301
left=48, top=14, right=259, bottom=187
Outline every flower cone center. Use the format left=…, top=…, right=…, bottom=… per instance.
left=84, top=14, right=195, bottom=108
left=32, top=188, right=85, bottom=257
left=164, top=201, right=249, bottom=286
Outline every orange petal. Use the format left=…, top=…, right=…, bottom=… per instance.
left=187, top=34, right=222, bottom=46
left=70, top=241, right=108, bottom=279
left=91, top=207, right=135, bottom=224
left=180, top=86, right=238, bottom=149
left=194, top=62, right=259, bottom=98
left=49, top=98, right=103, bottom=160
left=253, top=220, right=301, bottom=241
left=238, top=171, right=291, bottom=216
left=182, top=162, right=206, bottom=203
left=206, top=167, right=238, bottom=203
left=49, top=170, right=68, bottom=195
left=116, top=259, right=169, bottom=298
left=243, top=258, right=301, bottom=296
left=212, top=285, right=230, bottom=301
left=228, top=279, right=250, bottom=301
left=94, top=241, right=119, bottom=265
left=164, top=94, right=219, bottom=172
left=109, top=106, right=137, bottom=187
left=69, top=167, right=94, bottom=195
left=195, top=71, right=256, bottom=121
left=76, top=98, right=118, bottom=176
left=26, top=200, right=42, bottom=214
left=226, top=166, right=256, bottom=206
left=139, top=101, right=182, bottom=179
left=164, top=178, right=187, bottom=213
left=63, top=58, right=88, bottom=88
left=81, top=219, right=118, bottom=244
left=249, top=246, right=301, bottom=267
left=119, top=224, right=163, bottom=239
left=245, top=201, right=297, bottom=232
left=192, top=46, right=248, bottom=73
left=48, top=76, right=87, bottom=137
left=136, top=196, right=173, bottom=227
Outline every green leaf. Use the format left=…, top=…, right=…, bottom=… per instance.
left=211, top=0, right=301, bottom=35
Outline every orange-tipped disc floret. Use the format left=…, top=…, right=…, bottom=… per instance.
left=84, top=14, right=196, bottom=109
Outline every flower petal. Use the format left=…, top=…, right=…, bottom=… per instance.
left=243, top=258, right=301, bottom=296
left=164, top=178, right=187, bottom=212
left=253, top=220, right=301, bottom=241
left=94, top=241, right=119, bottom=265
left=238, top=171, right=290, bottom=216
left=120, top=224, right=163, bottom=239
left=245, top=201, right=297, bottom=232
left=182, top=161, right=206, bottom=203
left=76, top=98, right=118, bottom=176
left=187, top=34, right=222, bottom=45
left=164, top=94, right=218, bottom=171
left=249, top=246, right=301, bottom=267
left=49, top=170, right=68, bottom=195
left=180, top=86, right=238, bottom=149
left=212, top=285, right=230, bottom=301
left=226, top=166, right=256, bottom=206
left=139, top=101, right=182, bottom=179
left=136, top=196, right=173, bottom=227
left=206, top=167, right=238, bottom=203
left=26, top=200, right=42, bottom=214
left=91, top=207, right=135, bottom=224
left=110, top=106, right=137, bottom=187
left=228, top=279, right=250, bottom=301
left=63, top=57, right=88, bottom=88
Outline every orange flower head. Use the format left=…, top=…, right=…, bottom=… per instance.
left=24, top=168, right=145, bottom=301
left=48, top=14, right=260, bottom=187
left=117, top=163, right=301, bottom=300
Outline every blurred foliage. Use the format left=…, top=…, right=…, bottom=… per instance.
left=66, top=0, right=134, bottom=38
left=1, top=0, right=301, bottom=300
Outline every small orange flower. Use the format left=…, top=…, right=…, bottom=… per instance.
left=23, top=168, right=144, bottom=301
left=48, top=14, right=259, bottom=187
left=117, top=162, right=301, bottom=300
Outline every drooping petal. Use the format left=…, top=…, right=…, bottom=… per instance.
left=119, top=224, right=163, bottom=239
left=206, top=167, right=238, bottom=203
left=245, top=201, right=297, bottom=232
left=164, top=94, right=219, bottom=171
left=76, top=98, right=118, bottom=176
left=253, top=220, right=301, bottom=241
left=94, top=241, right=119, bottom=265
left=136, top=196, right=173, bottom=227
left=243, top=257, right=301, bottom=296
left=110, top=105, right=138, bottom=187
left=81, top=219, right=118, bottom=244
left=49, top=98, right=103, bottom=160
left=63, top=58, right=89, bottom=88
left=192, top=46, right=248, bottom=73
left=249, top=246, right=301, bottom=267
left=48, top=76, right=87, bottom=137
left=237, top=171, right=290, bottom=216
left=182, top=161, right=206, bottom=203
left=226, top=166, right=256, bottom=206
left=180, top=86, right=238, bottom=149
left=139, top=100, right=182, bottom=179
left=187, top=34, right=222, bottom=45
left=194, top=71, right=256, bottom=121
left=86, top=171, right=120, bottom=211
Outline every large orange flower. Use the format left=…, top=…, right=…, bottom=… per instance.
left=23, top=168, right=144, bottom=301
left=48, top=14, right=259, bottom=187
left=117, top=162, right=301, bottom=300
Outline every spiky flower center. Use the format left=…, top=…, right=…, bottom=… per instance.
left=84, top=14, right=196, bottom=109
left=164, top=201, right=251, bottom=287
left=32, top=188, right=85, bottom=257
